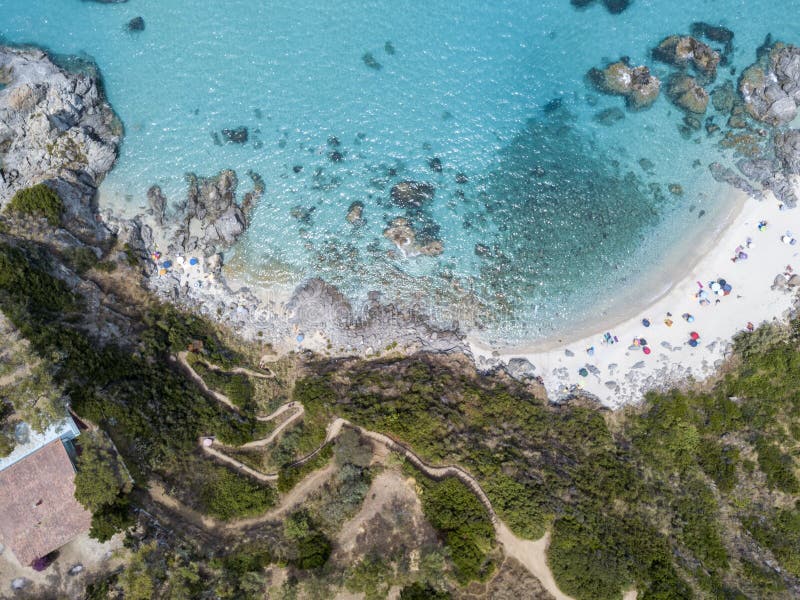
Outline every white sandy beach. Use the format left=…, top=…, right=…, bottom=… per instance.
left=470, top=187, right=800, bottom=407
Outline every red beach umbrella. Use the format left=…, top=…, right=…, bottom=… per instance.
left=643, top=346, right=651, bottom=355
left=690, top=331, right=700, bottom=340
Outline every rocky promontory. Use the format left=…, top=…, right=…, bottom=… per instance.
left=0, top=46, right=121, bottom=237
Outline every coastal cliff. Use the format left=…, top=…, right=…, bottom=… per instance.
left=0, top=46, right=121, bottom=237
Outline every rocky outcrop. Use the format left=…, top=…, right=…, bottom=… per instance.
left=390, top=181, right=435, bottom=209
left=286, top=278, right=353, bottom=327
left=667, top=74, right=709, bottom=113
left=0, top=46, right=121, bottom=236
left=654, top=35, right=720, bottom=78
left=774, top=129, right=800, bottom=175
left=383, top=217, right=443, bottom=257
left=176, top=169, right=261, bottom=252
left=708, top=162, right=763, bottom=200
left=739, top=42, right=800, bottom=125
left=589, top=60, right=661, bottom=109
left=147, top=185, right=167, bottom=225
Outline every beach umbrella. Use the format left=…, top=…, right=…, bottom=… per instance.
left=189, top=257, right=199, bottom=266
left=643, top=346, right=651, bottom=355
left=639, top=338, right=648, bottom=346
left=296, top=333, right=305, bottom=343
left=690, top=331, right=700, bottom=340
left=688, top=339, right=699, bottom=347
left=162, top=260, right=172, bottom=269
left=711, top=282, right=721, bottom=292
left=158, top=268, right=167, bottom=276
left=578, top=368, right=589, bottom=377
left=642, top=318, right=651, bottom=327
left=723, top=284, right=732, bottom=293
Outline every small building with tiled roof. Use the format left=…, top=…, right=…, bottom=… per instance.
left=0, top=417, right=91, bottom=567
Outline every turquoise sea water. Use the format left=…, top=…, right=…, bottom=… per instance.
left=3, top=0, right=799, bottom=343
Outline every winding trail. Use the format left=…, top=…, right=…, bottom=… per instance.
left=162, top=353, right=578, bottom=600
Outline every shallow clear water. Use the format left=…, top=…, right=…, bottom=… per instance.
left=3, top=0, right=798, bottom=343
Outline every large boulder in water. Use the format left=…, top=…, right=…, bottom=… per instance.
left=654, top=35, right=720, bottom=78
left=667, top=74, right=709, bottom=114
left=383, top=217, right=443, bottom=257
left=740, top=42, right=800, bottom=125
left=589, top=60, right=660, bottom=110
left=390, top=181, right=435, bottom=208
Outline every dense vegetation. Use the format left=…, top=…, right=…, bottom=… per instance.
left=5, top=183, right=64, bottom=226
left=190, top=357, right=256, bottom=412
left=293, top=337, right=800, bottom=598
left=73, top=431, right=135, bottom=541
left=0, top=240, right=274, bottom=528
left=414, top=473, right=496, bottom=583
left=1, top=214, right=799, bottom=598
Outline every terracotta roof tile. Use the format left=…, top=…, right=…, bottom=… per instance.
left=0, top=440, right=91, bottom=566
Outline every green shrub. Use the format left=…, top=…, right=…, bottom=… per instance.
left=198, top=464, right=275, bottom=520
left=418, top=476, right=495, bottom=584
left=192, top=360, right=254, bottom=411
left=64, top=246, right=99, bottom=274
left=277, top=444, right=333, bottom=493
left=399, top=582, right=451, bottom=599
left=6, top=183, right=64, bottom=226
left=284, top=510, right=332, bottom=569
left=755, top=438, right=799, bottom=494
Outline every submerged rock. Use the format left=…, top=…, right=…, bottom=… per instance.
left=593, top=107, right=625, bottom=125
left=346, top=201, right=364, bottom=226
left=390, top=181, right=435, bottom=208
left=383, top=217, right=443, bottom=257
left=667, top=74, right=709, bottom=114
left=690, top=22, right=734, bottom=57
left=384, top=41, right=396, bottom=55
left=221, top=127, right=248, bottom=143
left=428, top=157, right=443, bottom=172
left=740, top=42, right=800, bottom=125
left=654, top=35, right=720, bottom=77
left=127, top=17, right=145, bottom=32
left=710, top=80, right=736, bottom=114
left=589, top=60, right=660, bottom=110
left=362, top=52, right=382, bottom=70
left=570, top=0, right=631, bottom=14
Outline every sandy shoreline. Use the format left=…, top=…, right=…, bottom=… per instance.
left=470, top=187, right=800, bottom=407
